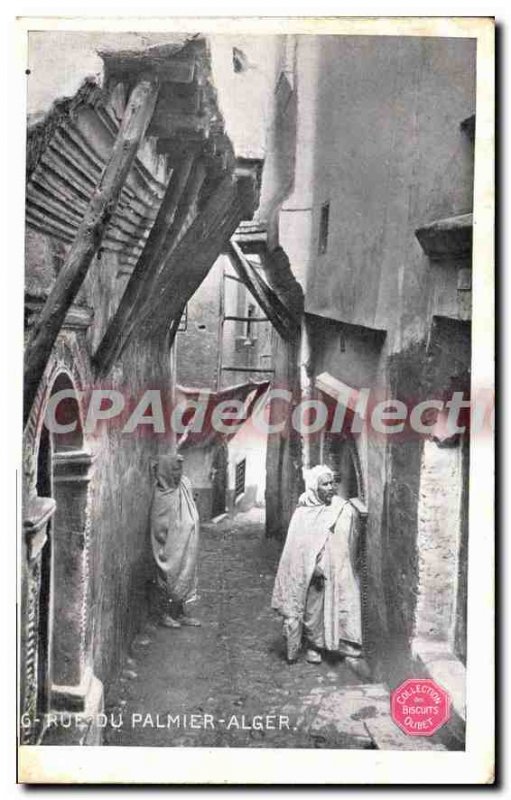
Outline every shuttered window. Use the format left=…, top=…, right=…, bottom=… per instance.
left=235, top=458, right=246, bottom=499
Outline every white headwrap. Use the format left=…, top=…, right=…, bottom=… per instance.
left=299, top=465, right=334, bottom=506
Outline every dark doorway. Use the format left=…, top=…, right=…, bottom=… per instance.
left=321, top=432, right=367, bottom=631
left=211, top=442, right=228, bottom=518
left=322, top=433, right=363, bottom=502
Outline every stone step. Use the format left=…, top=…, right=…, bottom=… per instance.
left=300, top=684, right=448, bottom=751
left=309, top=684, right=386, bottom=748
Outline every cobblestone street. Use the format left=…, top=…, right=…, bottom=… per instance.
left=104, top=508, right=446, bottom=751
left=103, top=509, right=364, bottom=749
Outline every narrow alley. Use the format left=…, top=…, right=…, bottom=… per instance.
left=19, top=27, right=488, bottom=784
left=103, top=509, right=444, bottom=752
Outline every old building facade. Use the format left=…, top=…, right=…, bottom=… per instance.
left=173, top=250, right=274, bottom=520
left=20, top=29, right=481, bottom=753
left=21, top=37, right=259, bottom=744
left=255, top=34, right=475, bottom=739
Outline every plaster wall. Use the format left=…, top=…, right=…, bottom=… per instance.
left=179, top=445, right=216, bottom=521
left=260, top=36, right=475, bottom=679
left=174, top=259, right=224, bottom=390
left=227, top=412, right=268, bottom=509
left=305, top=35, right=476, bottom=352
left=260, top=36, right=476, bottom=353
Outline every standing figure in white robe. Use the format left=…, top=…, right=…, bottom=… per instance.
left=271, top=465, right=362, bottom=664
left=150, top=454, right=201, bottom=628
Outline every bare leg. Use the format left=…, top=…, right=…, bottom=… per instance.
left=157, top=573, right=182, bottom=628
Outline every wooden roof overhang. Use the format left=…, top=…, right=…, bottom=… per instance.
left=24, top=37, right=261, bottom=421
left=228, top=221, right=304, bottom=341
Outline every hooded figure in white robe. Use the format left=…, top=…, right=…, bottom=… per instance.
left=271, top=465, right=362, bottom=663
left=150, top=454, right=201, bottom=628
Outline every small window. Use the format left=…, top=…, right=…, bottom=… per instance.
left=246, top=304, right=256, bottom=338
left=318, top=202, right=330, bottom=255
left=235, top=459, right=246, bottom=499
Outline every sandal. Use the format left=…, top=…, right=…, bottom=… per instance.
left=305, top=648, right=322, bottom=664
left=179, top=616, right=201, bottom=627
left=160, top=615, right=181, bottom=629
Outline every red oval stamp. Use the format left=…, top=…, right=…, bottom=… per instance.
left=390, top=678, right=451, bottom=737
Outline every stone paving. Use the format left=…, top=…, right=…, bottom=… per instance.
left=103, top=508, right=444, bottom=751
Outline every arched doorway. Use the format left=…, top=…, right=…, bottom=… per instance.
left=22, top=370, right=100, bottom=743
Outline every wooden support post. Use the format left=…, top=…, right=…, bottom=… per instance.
left=93, top=150, right=199, bottom=375
left=223, top=315, right=269, bottom=323
left=24, top=76, right=159, bottom=422
left=166, top=309, right=186, bottom=354
left=133, top=174, right=254, bottom=344
left=227, top=240, right=296, bottom=341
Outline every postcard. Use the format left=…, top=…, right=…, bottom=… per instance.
left=16, top=14, right=494, bottom=784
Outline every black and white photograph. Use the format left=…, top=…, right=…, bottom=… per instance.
left=15, top=14, right=494, bottom=785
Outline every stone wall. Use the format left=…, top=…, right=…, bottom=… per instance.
left=415, top=440, right=463, bottom=644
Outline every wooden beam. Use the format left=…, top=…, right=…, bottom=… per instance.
left=93, top=150, right=199, bottom=374
left=221, top=366, right=275, bottom=373
left=223, top=315, right=268, bottom=323
left=148, top=110, right=210, bottom=139
left=258, top=246, right=304, bottom=326
left=224, top=273, right=245, bottom=285
left=106, top=158, right=208, bottom=366
left=100, top=51, right=197, bottom=84
left=135, top=174, right=255, bottom=342
left=24, top=76, right=159, bottom=422
left=166, top=307, right=186, bottom=353
left=150, top=81, right=203, bottom=115
left=227, top=240, right=297, bottom=341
